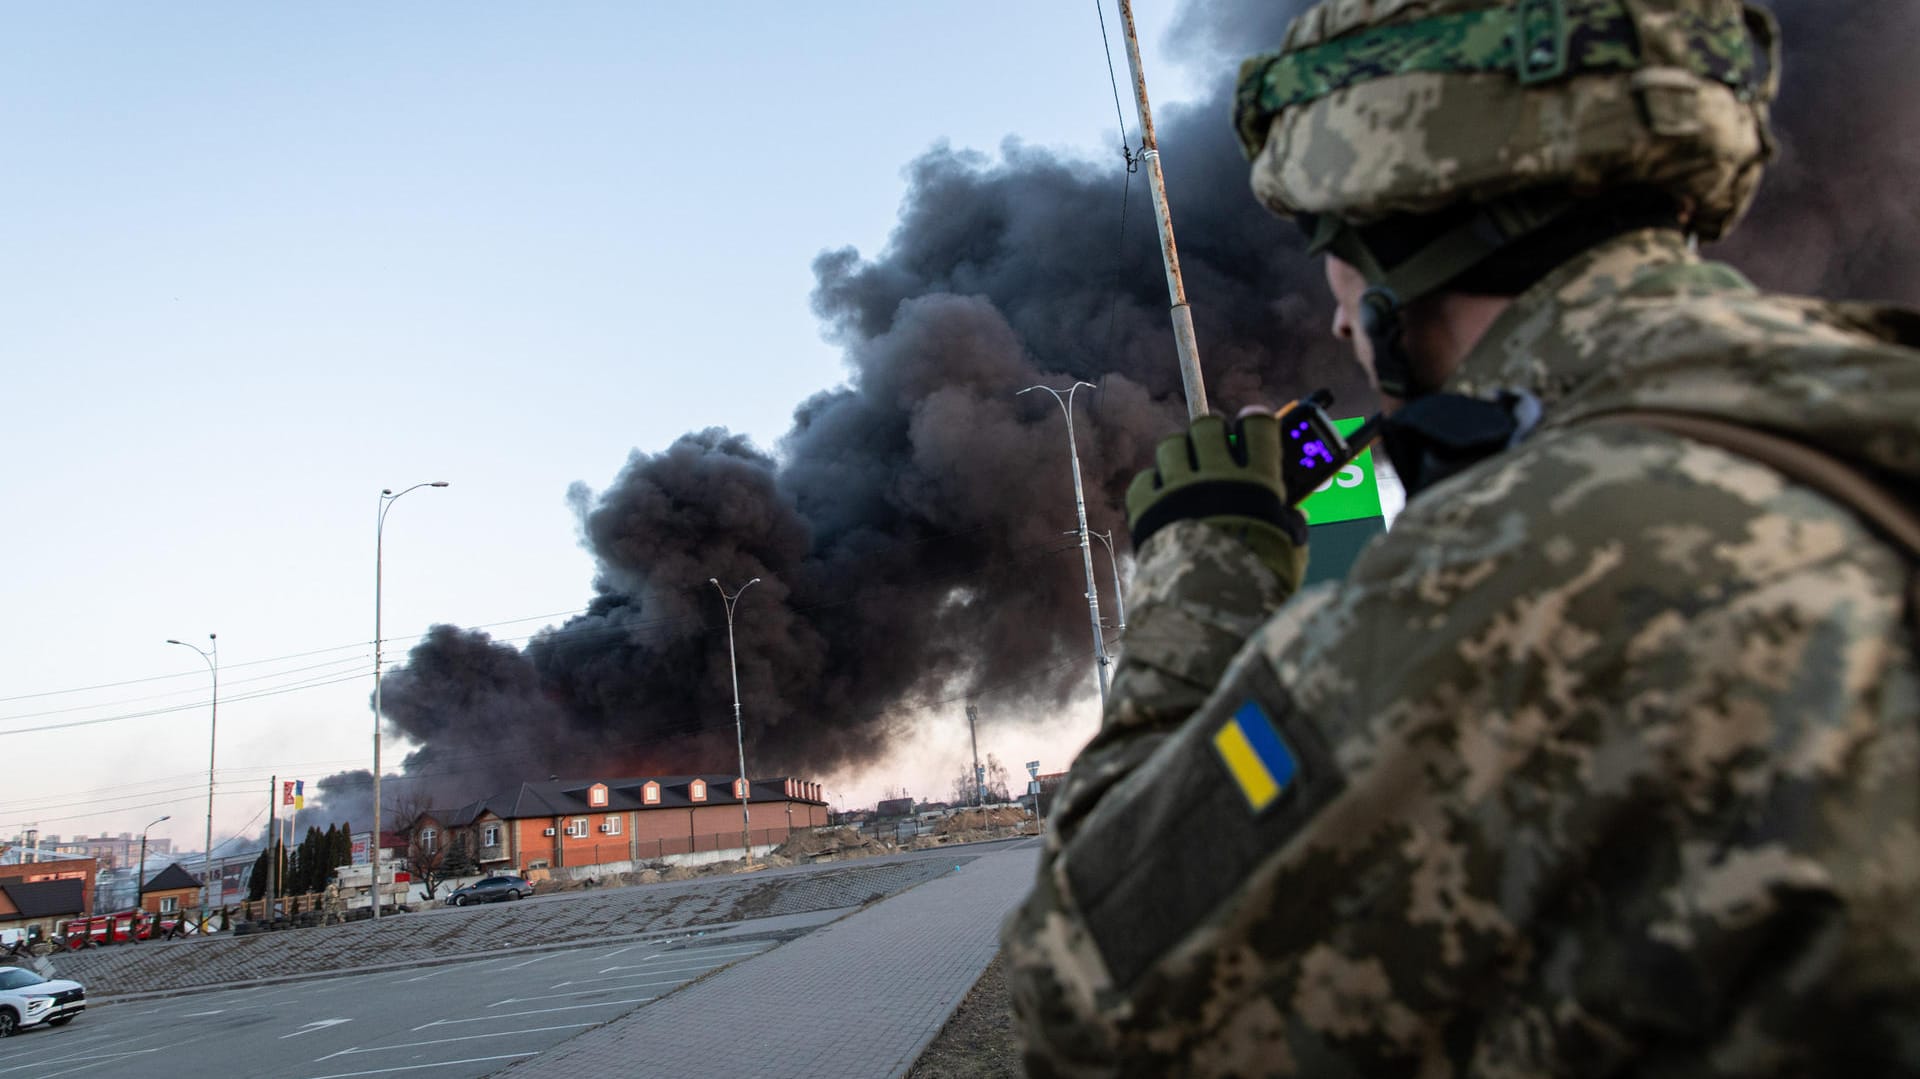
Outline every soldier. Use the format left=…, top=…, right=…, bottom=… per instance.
left=321, top=880, right=345, bottom=927
left=1002, top=1, right=1920, bottom=1075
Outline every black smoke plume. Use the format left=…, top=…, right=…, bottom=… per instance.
left=339, top=0, right=1920, bottom=811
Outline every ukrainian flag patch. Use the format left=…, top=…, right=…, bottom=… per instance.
left=1213, top=699, right=1298, bottom=812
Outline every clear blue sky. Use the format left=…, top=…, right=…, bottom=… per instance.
left=0, top=3, right=1208, bottom=852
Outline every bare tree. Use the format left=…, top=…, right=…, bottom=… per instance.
left=390, top=790, right=451, bottom=901
left=982, top=754, right=1013, bottom=804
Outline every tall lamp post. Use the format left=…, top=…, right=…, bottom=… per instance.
left=709, top=577, right=761, bottom=864
left=372, top=481, right=449, bottom=921
left=137, top=814, right=171, bottom=912
left=1089, top=530, right=1127, bottom=637
left=1019, top=382, right=1110, bottom=708
left=166, top=634, right=218, bottom=919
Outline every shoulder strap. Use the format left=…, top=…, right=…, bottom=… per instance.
left=1582, top=410, right=1920, bottom=563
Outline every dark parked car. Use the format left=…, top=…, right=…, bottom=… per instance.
left=445, top=874, right=535, bottom=906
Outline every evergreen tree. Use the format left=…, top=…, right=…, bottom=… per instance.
left=443, top=832, right=477, bottom=877
left=247, top=847, right=271, bottom=902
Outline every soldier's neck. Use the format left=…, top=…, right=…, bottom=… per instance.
left=1402, top=293, right=1514, bottom=395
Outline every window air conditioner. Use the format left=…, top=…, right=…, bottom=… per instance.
left=598, top=823, right=612, bottom=833
left=543, top=827, right=557, bottom=836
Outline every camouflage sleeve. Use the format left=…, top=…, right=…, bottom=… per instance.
left=1003, top=426, right=1920, bottom=1076
left=1002, top=517, right=1300, bottom=1074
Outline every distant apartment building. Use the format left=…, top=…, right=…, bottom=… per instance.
left=5, top=832, right=178, bottom=870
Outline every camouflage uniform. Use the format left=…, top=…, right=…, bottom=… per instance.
left=1002, top=0, right=1920, bottom=1065
left=1003, top=223, right=1920, bottom=1076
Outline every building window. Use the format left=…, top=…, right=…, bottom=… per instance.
left=604, top=816, right=622, bottom=836
left=643, top=782, right=660, bottom=805
left=160, top=897, right=178, bottom=914
left=420, top=828, right=437, bottom=852
left=566, top=818, right=589, bottom=838
left=483, top=825, right=500, bottom=847
left=734, top=778, right=749, bottom=799
left=589, top=784, right=609, bottom=808
left=690, top=779, right=707, bottom=802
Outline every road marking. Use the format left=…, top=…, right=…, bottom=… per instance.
left=182, top=1008, right=227, bottom=1016
left=398, top=969, right=445, bottom=983
left=29, top=1044, right=180, bottom=1079
left=412, top=997, right=656, bottom=1030
left=489, top=977, right=689, bottom=1006
left=306, top=1051, right=538, bottom=1078
left=597, top=943, right=769, bottom=973
left=555, top=959, right=732, bottom=988
left=315, top=1023, right=598, bottom=1061
left=0, top=1047, right=163, bottom=1076
left=282, top=1018, right=354, bottom=1039
left=495, top=953, right=560, bottom=971
left=599, top=943, right=653, bottom=960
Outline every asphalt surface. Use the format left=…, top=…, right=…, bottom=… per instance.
left=0, top=936, right=782, bottom=1079
left=0, top=838, right=1039, bottom=1078
left=42, top=848, right=974, bottom=998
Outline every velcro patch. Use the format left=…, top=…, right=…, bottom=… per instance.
left=1213, top=700, right=1299, bottom=812
left=1063, top=655, right=1344, bottom=991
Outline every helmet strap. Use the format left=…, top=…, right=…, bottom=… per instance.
left=1324, top=190, right=1578, bottom=398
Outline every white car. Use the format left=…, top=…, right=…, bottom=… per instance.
left=0, top=966, right=85, bottom=1036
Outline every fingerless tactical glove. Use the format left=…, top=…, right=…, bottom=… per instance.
left=1126, top=414, right=1309, bottom=591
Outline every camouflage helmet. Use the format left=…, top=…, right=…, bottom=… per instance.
left=1234, top=0, right=1780, bottom=243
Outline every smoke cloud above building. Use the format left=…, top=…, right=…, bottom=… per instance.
left=335, top=0, right=1918, bottom=812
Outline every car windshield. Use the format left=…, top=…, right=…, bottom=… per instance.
left=0, top=968, right=47, bottom=990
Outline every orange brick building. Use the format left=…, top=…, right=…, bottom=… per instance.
left=415, top=775, right=829, bottom=876
left=0, top=857, right=98, bottom=914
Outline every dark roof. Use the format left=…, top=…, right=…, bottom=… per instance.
left=143, top=863, right=201, bottom=893
left=1, top=879, right=85, bottom=918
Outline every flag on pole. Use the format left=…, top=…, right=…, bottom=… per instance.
left=294, top=780, right=305, bottom=810
left=283, top=781, right=295, bottom=807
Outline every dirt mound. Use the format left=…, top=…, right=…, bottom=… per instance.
left=773, top=826, right=880, bottom=861
left=935, top=808, right=1028, bottom=835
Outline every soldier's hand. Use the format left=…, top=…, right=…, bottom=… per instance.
left=1126, top=413, right=1308, bottom=590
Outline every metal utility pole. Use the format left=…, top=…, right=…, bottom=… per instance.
left=709, top=577, right=762, bottom=865
left=1090, top=531, right=1127, bottom=636
left=1019, top=382, right=1111, bottom=709
left=166, top=633, right=218, bottom=919
left=1118, top=0, right=1208, bottom=420
left=372, top=480, right=449, bottom=920
left=967, top=704, right=983, bottom=807
left=137, top=815, right=169, bottom=911
left=266, top=776, right=278, bottom=908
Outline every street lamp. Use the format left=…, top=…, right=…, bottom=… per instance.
left=1065, top=530, right=1127, bottom=637
left=166, top=634, right=217, bottom=919
left=709, top=577, right=761, bottom=864
left=1019, top=382, right=1110, bottom=708
left=372, top=480, right=449, bottom=921
left=138, top=815, right=171, bottom=911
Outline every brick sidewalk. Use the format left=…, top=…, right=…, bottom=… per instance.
left=499, top=839, right=1041, bottom=1079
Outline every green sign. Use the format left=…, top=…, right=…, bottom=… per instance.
left=1297, top=417, right=1383, bottom=525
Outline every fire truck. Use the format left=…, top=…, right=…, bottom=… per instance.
left=57, top=910, right=180, bottom=948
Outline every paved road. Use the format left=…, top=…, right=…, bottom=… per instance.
left=46, top=848, right=976, bottom=998
left=0, top=935, right=783, bottom=1079
left=0, top=838, right=1043, bottom=1079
